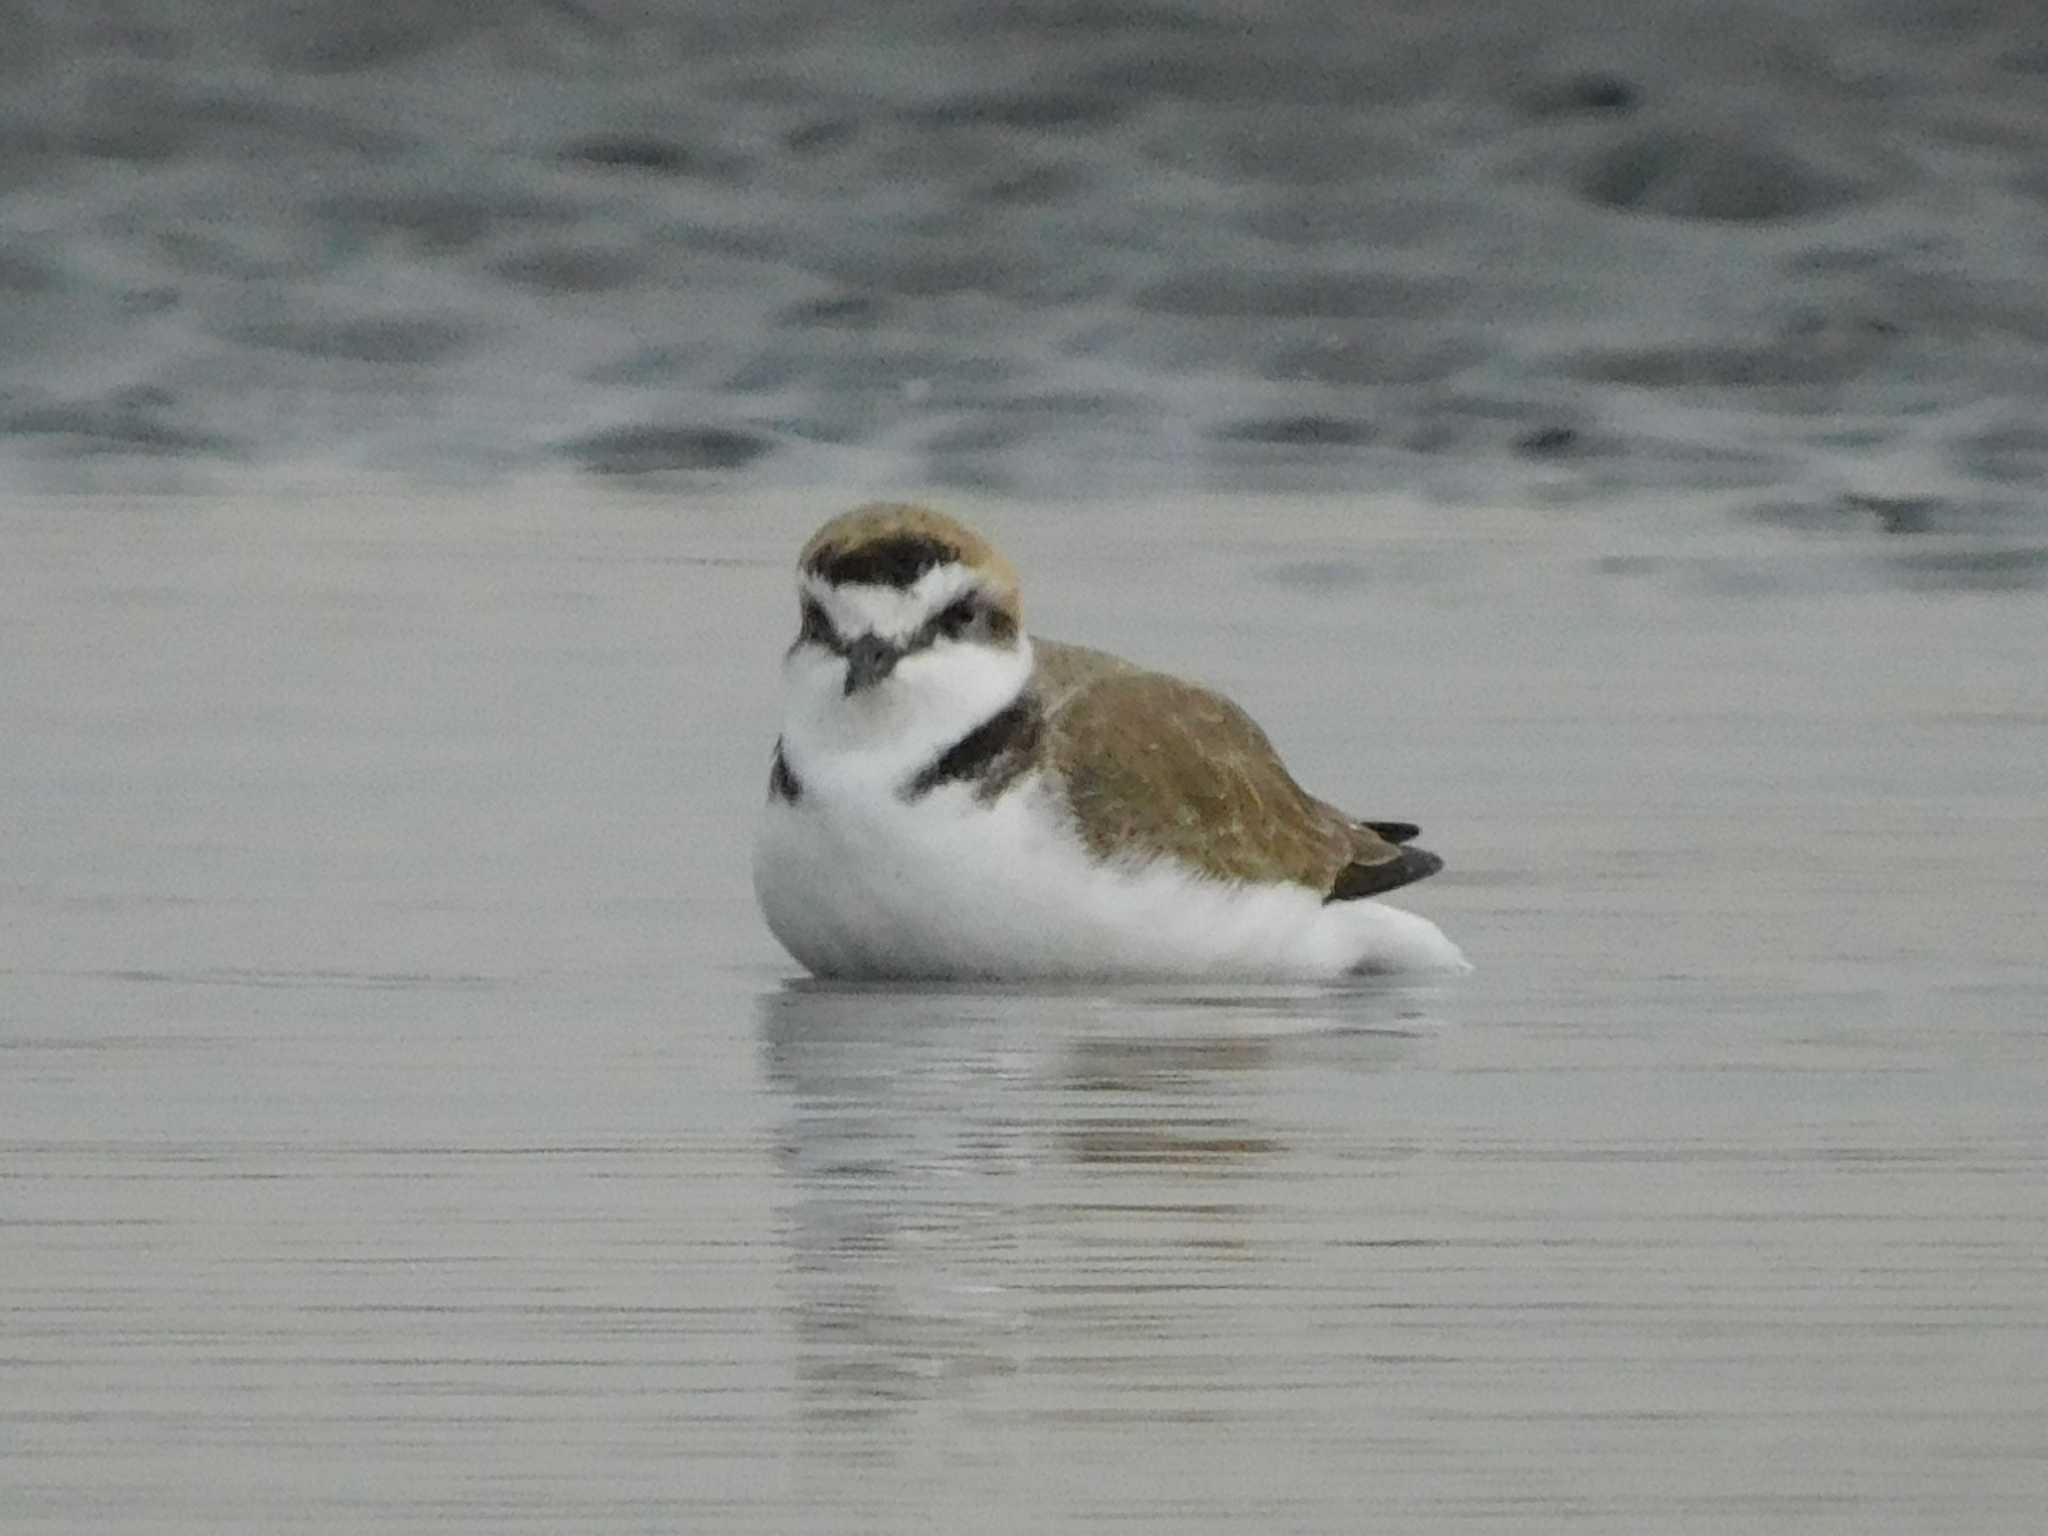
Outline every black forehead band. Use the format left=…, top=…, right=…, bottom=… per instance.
left=807, top=535, right=961, bottom=589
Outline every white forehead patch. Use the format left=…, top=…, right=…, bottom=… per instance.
left=804, top=562, right=983, bottom=644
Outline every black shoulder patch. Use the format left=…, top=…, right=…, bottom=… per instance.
left=769, top=740, right=802, bottom=803
left=808, top=535, right=959, bottom=589
left=1325, top=844, right=1442, bottom=902
left=902, top=695, right=1040, bottom=802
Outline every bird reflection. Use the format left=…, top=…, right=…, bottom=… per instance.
left=757, top=980, right=1439, bottom=1432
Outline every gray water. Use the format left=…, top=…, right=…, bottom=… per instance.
left=5, top=488, right=2044, bottom=1531
left=8, top=0, right=2048, bottom=525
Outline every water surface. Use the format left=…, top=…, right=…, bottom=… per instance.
left=9, top=0, right=2048, bottom=515
left=4, top=488, right=2044, bottom=1531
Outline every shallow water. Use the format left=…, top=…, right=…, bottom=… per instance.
left=9, top=0, right=2048, bottom=523
left=4, top=488, right=2045, bottom=1532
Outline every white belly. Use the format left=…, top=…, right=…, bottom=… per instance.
left=752, top=768, right=1466, bottom=982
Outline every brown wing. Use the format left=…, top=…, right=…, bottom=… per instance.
left=1037, top=645, right=1440, bottom=900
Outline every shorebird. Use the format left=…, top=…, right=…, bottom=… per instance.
left=753, top=503, right=1466, bottom=980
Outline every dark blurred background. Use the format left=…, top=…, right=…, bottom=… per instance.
left=5, top=0, right=2046, bottom=517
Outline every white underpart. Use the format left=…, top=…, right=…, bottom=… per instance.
left=757, top=774, right=1469, bottom=980
left=755, top=591, right=1469, bottom=982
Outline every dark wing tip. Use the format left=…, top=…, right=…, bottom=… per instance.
left=1325, top=844, right=1443, bottom=903
left=1361, top=820, right=1421, bottom=845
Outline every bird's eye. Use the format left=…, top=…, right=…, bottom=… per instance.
left=799, top=600, right=833, bottom=646
left=935, top=598, right=978, bottom=639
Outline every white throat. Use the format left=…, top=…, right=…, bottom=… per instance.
left=780, top=629, right=1034, bottom=789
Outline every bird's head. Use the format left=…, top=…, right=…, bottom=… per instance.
left=781, top=503, right=1032, bottom=750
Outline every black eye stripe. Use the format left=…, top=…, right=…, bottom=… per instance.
left=912, top=593, right=991, bottom=647
left=798, top=598, right=841, bottom=649
left=797, top=589, right=1015, bottom=655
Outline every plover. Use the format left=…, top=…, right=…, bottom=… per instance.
left=753, top=504, right=1467, bottom=980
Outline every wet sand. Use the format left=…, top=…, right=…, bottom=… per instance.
left=4, top=486, right=2043, bottom=1531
